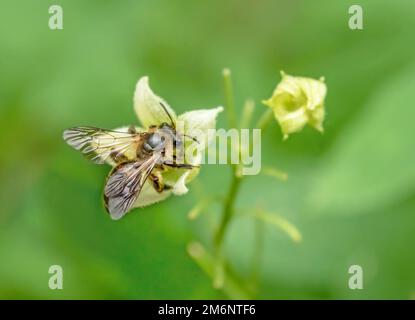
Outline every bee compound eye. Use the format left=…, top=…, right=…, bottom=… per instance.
left=147, top=133, right=163, bottom=149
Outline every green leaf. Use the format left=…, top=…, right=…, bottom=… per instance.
left=308, top=64, right=415, bottom=216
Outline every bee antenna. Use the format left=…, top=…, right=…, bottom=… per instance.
left=184, top=134, right=200, bottom=144
left=159, top=102, right=176, bottom=128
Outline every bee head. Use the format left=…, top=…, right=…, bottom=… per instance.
left=159, top=122, right=173, bottom=130
left=159, top=122, right=180, bottom=144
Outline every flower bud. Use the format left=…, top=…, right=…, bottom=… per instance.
left=263, top=72, right=327, bottom=139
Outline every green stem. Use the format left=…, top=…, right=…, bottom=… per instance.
left=255, top=108, right=273, bottom=130
left=210, top=68, right=274, bottom=297
left=188, top=242, right=251, bottom=299
left=240, top=99, right=255, bottom=129
left=215, top=168, right=242, bottom=250
left=223, top=68, right=237, bottom=128
left=214, top=68, right=242, bottom=250
left=250, top=218, right=264, bottom=295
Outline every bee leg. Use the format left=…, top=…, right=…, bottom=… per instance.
left=163, top=184, right=173, bottom=191
left=149, top=171, right=165, bottom=193
left=163, top=160, right=198, bottom=170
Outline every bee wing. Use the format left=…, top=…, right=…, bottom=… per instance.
left=103, top=154, right=161, bottom=220
left=63, top=126, right=144, bottom=164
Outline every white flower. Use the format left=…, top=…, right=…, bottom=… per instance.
left=120, top=76, right=223, bottom=209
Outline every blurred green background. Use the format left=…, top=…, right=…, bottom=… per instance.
left=1, top=0, right=415, bottom=299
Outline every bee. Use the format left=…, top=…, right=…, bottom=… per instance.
left=63, top=103, right=198, bottom=220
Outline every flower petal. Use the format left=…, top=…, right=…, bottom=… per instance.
left=178, top=106, right=224, bottom=147
left=160, top=151, right=201, bottom=196
left=277, top=107, right=309, bottom=140
left=263, top=72, right=326, bottom=138
left=172, top=171, right=191, bottom=195
left=132, top=180, right=172, bottom=209
left=133, top=76, right=177, bottom=128
left=171, top=166, right=201, bottom=196
left=173, top=150, right=201, bottom=195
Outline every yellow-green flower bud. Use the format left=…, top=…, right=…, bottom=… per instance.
left=263, top=71, right=327, bottom=139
